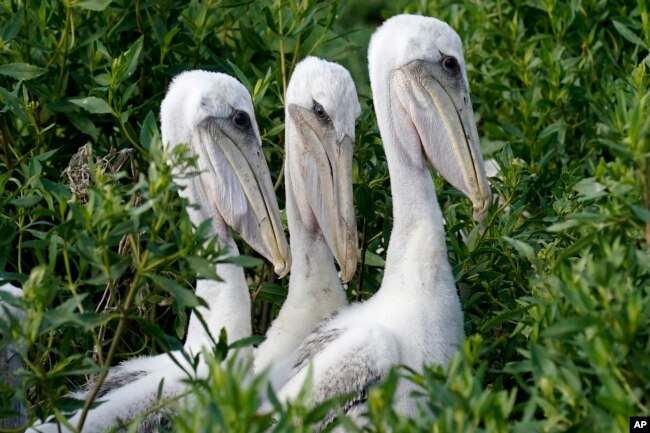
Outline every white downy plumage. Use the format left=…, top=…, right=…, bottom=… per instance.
left=254, top=57, right=360, bottom=375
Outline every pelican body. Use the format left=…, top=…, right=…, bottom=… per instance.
left=264, top=14, right=491, bottom=425
left=255, top=57, right=360, bottom=374
left=28, top=71, right=290, bottom=433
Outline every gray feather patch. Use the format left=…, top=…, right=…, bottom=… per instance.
left=287, top=323, right=386, bottom=431
left=75, top=369, right=148, bottom=399
left=311, top=343, right=384, bottom=431
left=292, top=328, right=342, bottom=373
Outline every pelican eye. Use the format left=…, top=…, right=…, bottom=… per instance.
left=231, top=110, right=250, bottom=128
left=313, top=102, right=330, bottom=121
left=441, top=56, right=460, bottom=75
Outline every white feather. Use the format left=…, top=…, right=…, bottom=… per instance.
left=254, top=57, right=360, bottom=373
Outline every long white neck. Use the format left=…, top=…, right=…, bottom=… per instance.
left=253, top=137, right=344, bottom=372
left=367, top=73, right=463, bottom=389
left=183, top=207, right=252, bottom=358
left=374, top=81, right=455, bottom=302
left=285, top=169, right=344, bottom=316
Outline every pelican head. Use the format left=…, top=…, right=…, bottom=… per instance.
left=161, top=70, right=290, bottom=276
left=369, top=14, right=491, bottom=220
left=285, top=57, right=361, bottom=282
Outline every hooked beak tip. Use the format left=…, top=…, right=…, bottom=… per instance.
left=273, top=258, right=290, bottom=278
left=472, top=194, right=492, bottom=221
left=340, top=265, right=355, bottom=283
left=336, top=244, right=357, bottom=283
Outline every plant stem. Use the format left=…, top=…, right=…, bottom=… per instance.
left=62, top=244, right=84, bottom=312
left=277, top=0, right=287, bottom=99
left=56, top=5, right=73, bottom=98
left=76, top=237, right=148, bottom=432
left=357, top=218, right=368, bottom=301
left=641, top=156, right=650, bottom=244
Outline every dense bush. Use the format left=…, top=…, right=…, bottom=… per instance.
left=0, top=0, right=648, bottom=432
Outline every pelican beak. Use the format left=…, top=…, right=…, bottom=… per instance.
left=396, top=60, right=492, bottom=220
left=288, top=105, right=358, bottom=282
left=196, top=118, right=291, bottom=277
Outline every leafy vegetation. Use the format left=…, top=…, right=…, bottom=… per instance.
left=0, top=0, right=648, bottom=432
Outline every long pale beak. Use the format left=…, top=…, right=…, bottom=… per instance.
left=288, top=105, right=358, bottom=282
left=198, top=119, right=291, bottom=277
left=397, top=60, right=492, bottom=220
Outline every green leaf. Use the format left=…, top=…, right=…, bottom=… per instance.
left=546, top=219, right=580, bottom=232
left=0, top=63, right=46, bottom=80
left=139, top=111, right=159, bottom=151
left=542, top=316, right=593, bottom=338
left=66, top=112, right=100, bottom=139
left=0, top=86, right=30, bottom=123
left=557, top=231, right=598, bottom=262
left=42, top=178, right=72, bottom=203
left=481, top=139, right=507, bottom=157
left=75, top=0, right=112, bottom=11
left=356, top=184, right=374, bottom=219
left=69, top=96, right=114, bottom=115
left=229, top=335, right=265, bottom=350
left=629, top=204, right=650, bottom=222
left=10, top=195, right=42, bottom=207
left=225, top=60, right=252, bottom=91
left=42, top=295, right=105, bottom=332
left=107, top=257, right=131, bottom=280
left=364, top=250, right=385, bottom=268
left=122, top=81, right=138, bottom=105
left=504, top=236, right=537, bottom=265
left=261, top=7, right=277, bottom=34
left=94, top=72, right=110, bottom=86
left=480, top=305, right=531, bottom=331
left=573, top=178, right=606, bottom=201
left=185, top=255, right=221, bottom=281
left=612, top=20, right=648, bottom=49
left=215, top=328, right=229, bottom=360
left=114, top=36, right=144, bottom=85
left=149, top=273, right=201, bottom=308
left=221, top=255, right=263, bottom=268
left=257, top=282, right=287, bottom=303
left=530, top=344, right=557, bottom=377
left=1, top=9, right=23, bottom=41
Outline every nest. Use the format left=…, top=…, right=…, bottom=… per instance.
left=64, top=144, right=136, bottom=204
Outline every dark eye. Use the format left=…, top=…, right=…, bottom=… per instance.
left=442, top=56, right=459, bottom=74
left=313, top=102, right=329, bottom=121
left=232, top=110, right=250, bottom=128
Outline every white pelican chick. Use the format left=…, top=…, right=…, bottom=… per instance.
left=28, top=70, right=290, bottom=433
left=254, top=57, right=360, bottom=375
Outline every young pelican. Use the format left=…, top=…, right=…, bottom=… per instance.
left=27, top=70, right=290, bottom=433
left=254, top=57, right=360, bottom=375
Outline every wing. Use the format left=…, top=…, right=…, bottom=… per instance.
left=28, top=354, right=196, bottom=433
left=0, top=283, right=25, bottom=325
left=265, top=323, right=400, bottom=429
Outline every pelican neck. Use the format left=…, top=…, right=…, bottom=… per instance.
left=183, top=209, right=252, bottom=355
left=374, top=82, right=452, bottom=298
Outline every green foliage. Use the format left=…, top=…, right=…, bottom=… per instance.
left=1, top=0, right=649, bottom=432
left=0, top=123, right=224, bottom=426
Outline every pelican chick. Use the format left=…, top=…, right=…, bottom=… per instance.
left=28, top=70, right=290, bottom=433
left=254, top=57, right=360, bottom=376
